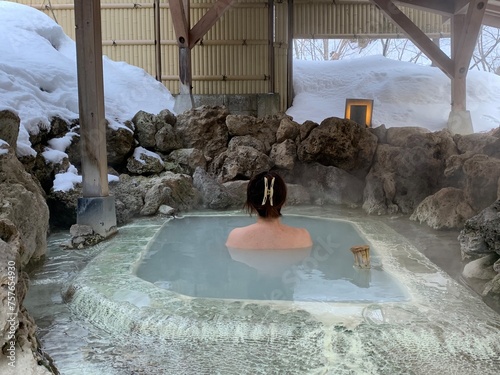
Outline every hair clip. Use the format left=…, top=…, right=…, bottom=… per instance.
left=261, top=176, right=275, bottom=206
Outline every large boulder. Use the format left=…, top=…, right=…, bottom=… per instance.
left=226, top=114, right=282, bottom=153
left=132, top=110, right=159, bottom=148
left=459, top=200, right=500, bottom=259
left=270, top=140, right=297, bottom=170
left=294, top=162, right=364, bottom=206
left=165, top=148, right=206, bottom=175
left=276, top=117, right=300, bottom=143
left=106, top=123, right=135, bottom=166
left=454, top=132, right=500, bottom=158
left=110, top=174, right=145, bottom=224
left=192, top=168, right=239, bottom=209
left=462, top=154, right=500, bottom=212
left=297, top=117, right=378, bottom=178
left=228, top=135, right=267, bottom=154
left=362, top=129, right=457, bottom=215
left=126, top=147, right=165, bottom=175
left=211, top=146, right=273, bottom=183
left=176, top=106, right=229, bottom=161
left=410, top=187, right=476, bottom=230
left=0, top=145, right=49, bottom=264
left=155, top=123, right=182, bottom=153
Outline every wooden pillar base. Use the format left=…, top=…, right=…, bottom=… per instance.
left=174, top=94, right=195, bottom=114
left=447, top=110, right=473, bottom=135
left=77, top=196, right=117, bottom=237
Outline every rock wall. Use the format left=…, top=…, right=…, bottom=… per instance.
left=0, top=139, right=55, bottom=374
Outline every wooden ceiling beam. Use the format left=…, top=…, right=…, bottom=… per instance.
left=394, top=0, right=455, bottom=15
left=454, top=0, right=473, bottom=14
left=370, top=0, right=454, bottom=78
left=169, top=0, right=190, bottom=48
left=189, top=0, right=235, bottom=49
left=484, top=2, right=500, bottom=27
left=454, top=0, right=488, bottom=75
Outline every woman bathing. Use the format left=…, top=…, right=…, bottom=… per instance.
left=225, top=171, right=312, bottom=250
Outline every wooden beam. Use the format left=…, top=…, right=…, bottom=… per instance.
left=455, top=0, right=487, bottom=76
left=371, top=0, right=454, bottom=78
left=189, top=0, right=235, bottom=49
left=154, top=0, right=162, bottom=81
left=169, top=0, right=189, bottom=48
left=74, top=0, right=109, bottom=197
left=451, top=14, right=467, bottom=111
left=395, top=0, right=455, bottom=15
left=483, top=2, right=500, bottom=27
left=452, top=0, right=487, bottom=110
left=454, top=0, right=473, bottom=14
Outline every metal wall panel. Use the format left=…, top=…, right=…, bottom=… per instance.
left=293, top=1, right=451, bottom=38
left=13, top=0, right=453, bottom=112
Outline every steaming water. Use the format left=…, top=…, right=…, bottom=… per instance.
left=24, top=207, right=500, bottom=375
left=136, top=216, right=409, bottom=302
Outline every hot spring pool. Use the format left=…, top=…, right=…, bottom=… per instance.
left=136, top=215, right=409, bottom=303
left=45, top=207, right=500, bottom=374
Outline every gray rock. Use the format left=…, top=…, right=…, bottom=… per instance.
left=454, top=132, right=500, bottom=157
left=133, top=110, right=159, bottom=148
left=270, top=140, right=296, bottom=170
left=222, top=180, right=248, bottom=207
left=463, top=154, right=500, bottom=212
left=155, top=123, right=182, bottom=153
left=0, top=110, right=20, bottom=152
left=297, top=117, right=378, bottom=178
left=157, top=108, right=177, bottom=126
left=211, top=146, right=273, bottom=183
left=166, top=148, right=207, bottom=174
left=295, top=162, right=364, bottom=206
left=140, top=183, right=172, bottom=215
left=410, top=187, right=476, bottom=230
left=106, top=124, right=135, bottom=166
left=0, top=145, right=49, bottom=264
left=385, top=126, right=430, bottom=147
left=287, top=183, right=311, bottom=205
left=176, top=106, right=229, bottom=161
left=127, top=147, right=165, bottom=175
left=299, top=120, right=318, bottom=141
left=226, top=114, right=281, bottom=153
left=228, top=135, right=266, bottom=154
left=459, top=200, right=500, bottom=257
left=276, top=117, right=300, bottom=143
left=462, top=254, right=499, bottom=280
left=193, top=168, right=238, bottom=209
left=158, top=205, right=176, bottom=215
left=362, top=137, right=452, bottom=215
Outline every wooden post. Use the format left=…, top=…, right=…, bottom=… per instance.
left=451, top=14, right=467, bottom=112
left=287, top=0, right=294, bottom=108
left=170, top=0, right=235, bottom=112
left=74, top=0, right=116, bottom=237
left=268, top=0, right=275, bottom=93
left=74, top=0, right=108, bottom=198
left=154, top=0, right=162, bottom=82
left=448, top=0, right=487, bottom=134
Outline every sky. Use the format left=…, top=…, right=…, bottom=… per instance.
left=1, top=1, right=500, bottom=190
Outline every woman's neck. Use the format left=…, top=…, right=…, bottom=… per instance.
left=256, top=216, right=281, bottom=225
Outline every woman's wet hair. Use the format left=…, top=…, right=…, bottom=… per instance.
left=244, top=171, right=287, bottom=218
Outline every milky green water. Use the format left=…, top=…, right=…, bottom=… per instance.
left=136, top=215, right=409, bottom=302
left=24, top=207, right=500, bottom=375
